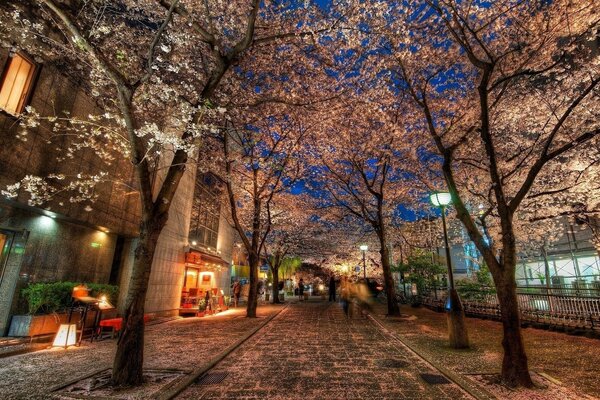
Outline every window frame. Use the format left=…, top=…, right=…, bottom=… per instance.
left=0, top=51, right=39, bottom=116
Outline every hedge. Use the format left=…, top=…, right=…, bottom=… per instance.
left=21, top=282, right=119, bottom=315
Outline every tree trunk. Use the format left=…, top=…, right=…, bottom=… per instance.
left=246, top=254, right=259, bottom=317
left=380, top=237, right=401, bottom=316
left=272, top=266, right=281, bottom=304
left=495, top=266, right=534, bottom=387
left=111, top=218, right=163, bottom=386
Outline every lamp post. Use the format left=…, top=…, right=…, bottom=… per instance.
left=430, top=191, right=469, bottom=349
left=359, top=244, right=368, bottom=279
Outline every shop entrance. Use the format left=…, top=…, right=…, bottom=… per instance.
left=0, top=229, right=27, bottom=335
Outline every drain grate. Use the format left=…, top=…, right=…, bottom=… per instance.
left=420, top=373, right=451, bottom=385
left=196, top=371, right=229, bottom=385
left=375, top=359, right=409, bottom=368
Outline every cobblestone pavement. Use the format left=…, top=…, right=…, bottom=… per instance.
left=0, top=304, right=283, bottom=400
left=177, top=301, right=472, bottom=400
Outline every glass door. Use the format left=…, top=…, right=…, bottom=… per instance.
left=0, top=231, right=14, bottom=286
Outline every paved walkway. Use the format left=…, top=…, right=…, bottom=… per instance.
left=0, top=305, right=284, bottom=400
left=177, top=301, right=471, bottom=399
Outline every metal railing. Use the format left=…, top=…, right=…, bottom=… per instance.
left=418, top=284, right=600, bottom=331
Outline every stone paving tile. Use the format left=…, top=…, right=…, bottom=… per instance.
left=177, top=301, right=473, bottom=400
left=0, top=305, right=283, bottom=400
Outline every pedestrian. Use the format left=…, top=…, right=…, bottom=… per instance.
left=298, top=278, right=305, bottom=301
left=232, top=280, right=241, bottom=308
left=340, top=276, right=350, bottom=317
left=328, top=275, right=336, bottom=302
left=204, top=289, right=212, bottom=313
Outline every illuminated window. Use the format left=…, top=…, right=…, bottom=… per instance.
left=189, top=173, right=221, bottom=248
left=0, top=53, right=36, bottom=115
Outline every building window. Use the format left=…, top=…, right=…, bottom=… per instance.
left=189, top=173, right=221, bottom=249
left=0, top=53, right=36, bottom=115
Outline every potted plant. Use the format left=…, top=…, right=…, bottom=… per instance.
left=197, top=299, right=206, bottom=317
left=8, top=282, right=118, bottom=337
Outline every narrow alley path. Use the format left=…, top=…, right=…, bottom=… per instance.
left=177, top=301, right=472, bottom=399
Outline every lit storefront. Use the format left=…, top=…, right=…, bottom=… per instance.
left=180, top=249, right=229, bottom=314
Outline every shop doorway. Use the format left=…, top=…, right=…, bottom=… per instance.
left=0, top=229, right=27, bottom=336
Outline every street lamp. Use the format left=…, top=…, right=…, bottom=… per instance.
left=429, top=191, right=469, bottom=349
left=359, top=244, right=368, bottom=279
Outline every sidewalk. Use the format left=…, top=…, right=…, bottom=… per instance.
left=372, top=303, right=600, bottom=399
left=0, top=304, right=285, bottom=400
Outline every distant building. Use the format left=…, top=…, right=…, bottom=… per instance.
left=401, top=213, right=600, bottom=287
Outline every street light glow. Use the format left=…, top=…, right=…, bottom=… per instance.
left=429, top=191, right=452, bottom=207
left=359, top=244, right=368, bottom=251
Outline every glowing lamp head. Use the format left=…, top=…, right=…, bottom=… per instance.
left=430, top=191, right=452, bottom=207
left=359, top=244, right=368, bottom=251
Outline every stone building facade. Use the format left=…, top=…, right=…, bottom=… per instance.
left=0, top=44, right=235, bottom=335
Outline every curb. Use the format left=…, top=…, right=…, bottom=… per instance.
left=154, top=304, right=289, bottom=400
left=368, top=313, right=497, bottom=400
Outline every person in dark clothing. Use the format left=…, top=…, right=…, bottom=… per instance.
left=232, top=280, right=241, bottom=307
left=298, top=278, right=305, bottom=301
left=204, top=290, right=212, bottom=312
left=328, top=275, right=336, bottom=302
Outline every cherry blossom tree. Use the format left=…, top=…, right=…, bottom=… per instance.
left=1, top=0, right=343, bottom=386
left=381, top=0, right=599, bottom=387
left=222, top=113, right=309, bottom=317
left=304, top=100, right=413, bottom=316
left=262, top=193, right=316, bottom=303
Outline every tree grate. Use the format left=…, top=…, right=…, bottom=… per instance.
left=420, top=373, right=451, bottom=385
left=196, top=371, right=229, bottom=385
left=375, top=359, right=409, bottom=368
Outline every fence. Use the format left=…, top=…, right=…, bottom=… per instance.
left=418, top=285, right=600, bottom=331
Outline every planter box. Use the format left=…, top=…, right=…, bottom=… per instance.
left=8, top=314, right=69, bottom=337
left=8, top=310, right=101, bottom=337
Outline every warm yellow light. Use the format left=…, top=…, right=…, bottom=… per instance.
left=186, top=270, right=198, bottom=275
left=319, top=284, right=324, bottom=291
left=53, top=324, right=77, bottom=348
left=0, top=54, right=35, bottom=115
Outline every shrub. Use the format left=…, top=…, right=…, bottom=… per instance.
left=21, top=281, right=119, bottom=315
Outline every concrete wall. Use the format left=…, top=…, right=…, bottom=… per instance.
left=216, top=213, right=235, bottom=295
left=0, top=47, right=140, bottom=236
left=0, top=45, right=139, bottom=333
left=118, top=152, right=198, bottom=317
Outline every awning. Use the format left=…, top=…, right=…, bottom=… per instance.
left=185, top=250, right=229, bottom=267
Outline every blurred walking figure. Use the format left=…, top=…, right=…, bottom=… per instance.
left=354, top=279, right=373, bottom=318
left=340, top=276, right=350, bottom=317
left=232, top=280, right=241, bottom=308
left=298, top=278, right=305, bottom=301
left=328, top=275, right=337, bottom=302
